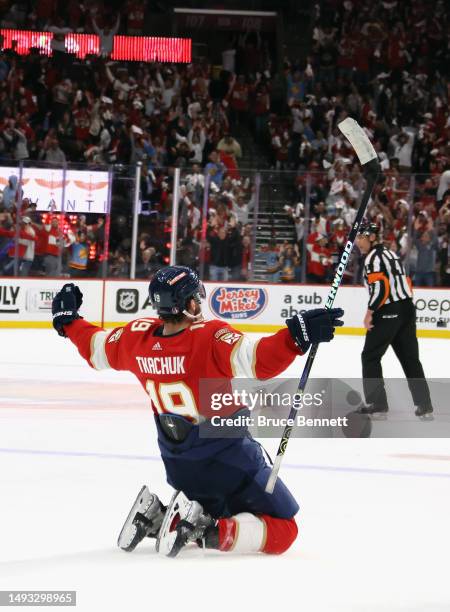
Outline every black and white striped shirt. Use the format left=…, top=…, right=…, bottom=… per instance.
left=364, top=245, right=412, bottom=310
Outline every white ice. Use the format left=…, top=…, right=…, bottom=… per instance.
left=0, top=329, right=449, bottom=612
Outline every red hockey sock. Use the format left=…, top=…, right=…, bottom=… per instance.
left=259, top=514, right=298, bottom=554
left=218, top=518, right=238, bottom=551
left=217, top=514, right=298, bottom=554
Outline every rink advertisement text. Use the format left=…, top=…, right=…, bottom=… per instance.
left=104, top=281, right=450, bottom=335
left=1, top=279, right=450, bottom=337
left=0, top=285, right=20, bottom=314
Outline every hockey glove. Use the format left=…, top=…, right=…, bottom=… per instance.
left=52, top=283, right=83, bottom=337
left=286, top=307, right=344, bottom=353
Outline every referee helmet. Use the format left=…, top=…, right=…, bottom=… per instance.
left=358, top=220, right=380, bottom=237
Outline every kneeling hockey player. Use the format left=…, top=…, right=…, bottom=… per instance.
left=52, top=266, right=343, bottom=557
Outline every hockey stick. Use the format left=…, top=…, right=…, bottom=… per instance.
left=265, top=118, right=380, bottom=494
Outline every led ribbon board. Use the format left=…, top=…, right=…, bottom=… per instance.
left=0, top=29, right=191, bottom=62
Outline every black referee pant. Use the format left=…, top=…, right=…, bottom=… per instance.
left=361, top=299, right=432, bottom=410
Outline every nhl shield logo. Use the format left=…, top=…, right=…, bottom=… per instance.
left=116, top=289, right=139, bottom=314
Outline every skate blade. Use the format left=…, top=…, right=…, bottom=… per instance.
left=418, top=414, right=434, bottom=421
left=168, top=529, right=191, bottom=558
left=369, top=413, right=388, bottom=421
left=117, top=485, right=152, bottom=550
left=156, top=491, right=191, bottom=557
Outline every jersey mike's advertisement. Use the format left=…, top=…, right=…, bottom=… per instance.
left=208, top=286, right=268, bottom=320
left=0, top=278, right=449, bottom=338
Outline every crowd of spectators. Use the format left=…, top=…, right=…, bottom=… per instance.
left=0, top=0, right=449, bottom=286
left=130, top=168, right=256, bottom=282
left=257, top=0, right=449, bottom=287
left=0, top=196, right=106, bottom=276
left=0, top=0, right=145, bottom=35
left=0, top=18, right=260, bottom=279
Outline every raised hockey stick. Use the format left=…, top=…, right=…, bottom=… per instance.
left=265, top=118, right=380, bottom=494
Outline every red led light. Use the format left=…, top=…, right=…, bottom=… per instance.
left=111, top=36, right=191, bottom=62
left=65, top=33, right=100, bottom=58
left=0, top=29, right=191, bottom=62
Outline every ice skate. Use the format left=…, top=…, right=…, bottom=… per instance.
left=358, top=404, right=388, bottom=420
left=118, top=485, right=165, bottom=552
left=415, top=404, right=434, bottom=421
left=156, top=491, right=216, bottom=558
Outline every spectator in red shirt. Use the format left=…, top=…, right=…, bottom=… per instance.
left=126, top=0, right=145, bottom=35
left=307, top=234, right=332, bottom=284
left=0, top=216, right=37, bottom=276
left=229, top=75, right=249, bottom=130
left=43, top=216, right=61, bottom=276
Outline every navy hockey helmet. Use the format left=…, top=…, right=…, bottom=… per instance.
left=148, top=266, right=206, bottom=316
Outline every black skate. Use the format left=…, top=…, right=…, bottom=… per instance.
left=358, top=404, right=388, bottom=420
left=156, top=491, right=216, bottom=558
left=117, top=485, right=165, bottom=552
left=415, top=404, right=434, bottom=420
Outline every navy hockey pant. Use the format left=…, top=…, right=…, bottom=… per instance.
left=155, top=417, right=299, bottom=520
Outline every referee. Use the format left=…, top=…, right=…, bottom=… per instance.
left=356, top=221, right=433, bottom=419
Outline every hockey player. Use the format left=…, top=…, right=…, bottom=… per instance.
left=51, top=267, right=344, bottom=557
left=356, top=222, right=433, bottom=419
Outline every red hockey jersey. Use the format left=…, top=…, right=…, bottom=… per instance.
left=65, top=317, right=302, bottom=423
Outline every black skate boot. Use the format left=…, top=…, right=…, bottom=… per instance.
left=156, top=491, right=216, bottom=558
left=358, top=404, right=388, bottom=420
left=415, top=404, right=434, bottom=420
left=117, top=485, right=165, bottom=552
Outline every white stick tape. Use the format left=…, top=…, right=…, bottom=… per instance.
left=338, top=118, right=378, bottom=165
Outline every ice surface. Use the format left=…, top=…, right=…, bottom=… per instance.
left=0, top=330, right=449, bottom=612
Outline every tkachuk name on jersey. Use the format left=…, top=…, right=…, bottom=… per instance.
left=136, top=356, right=186, bottom=375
